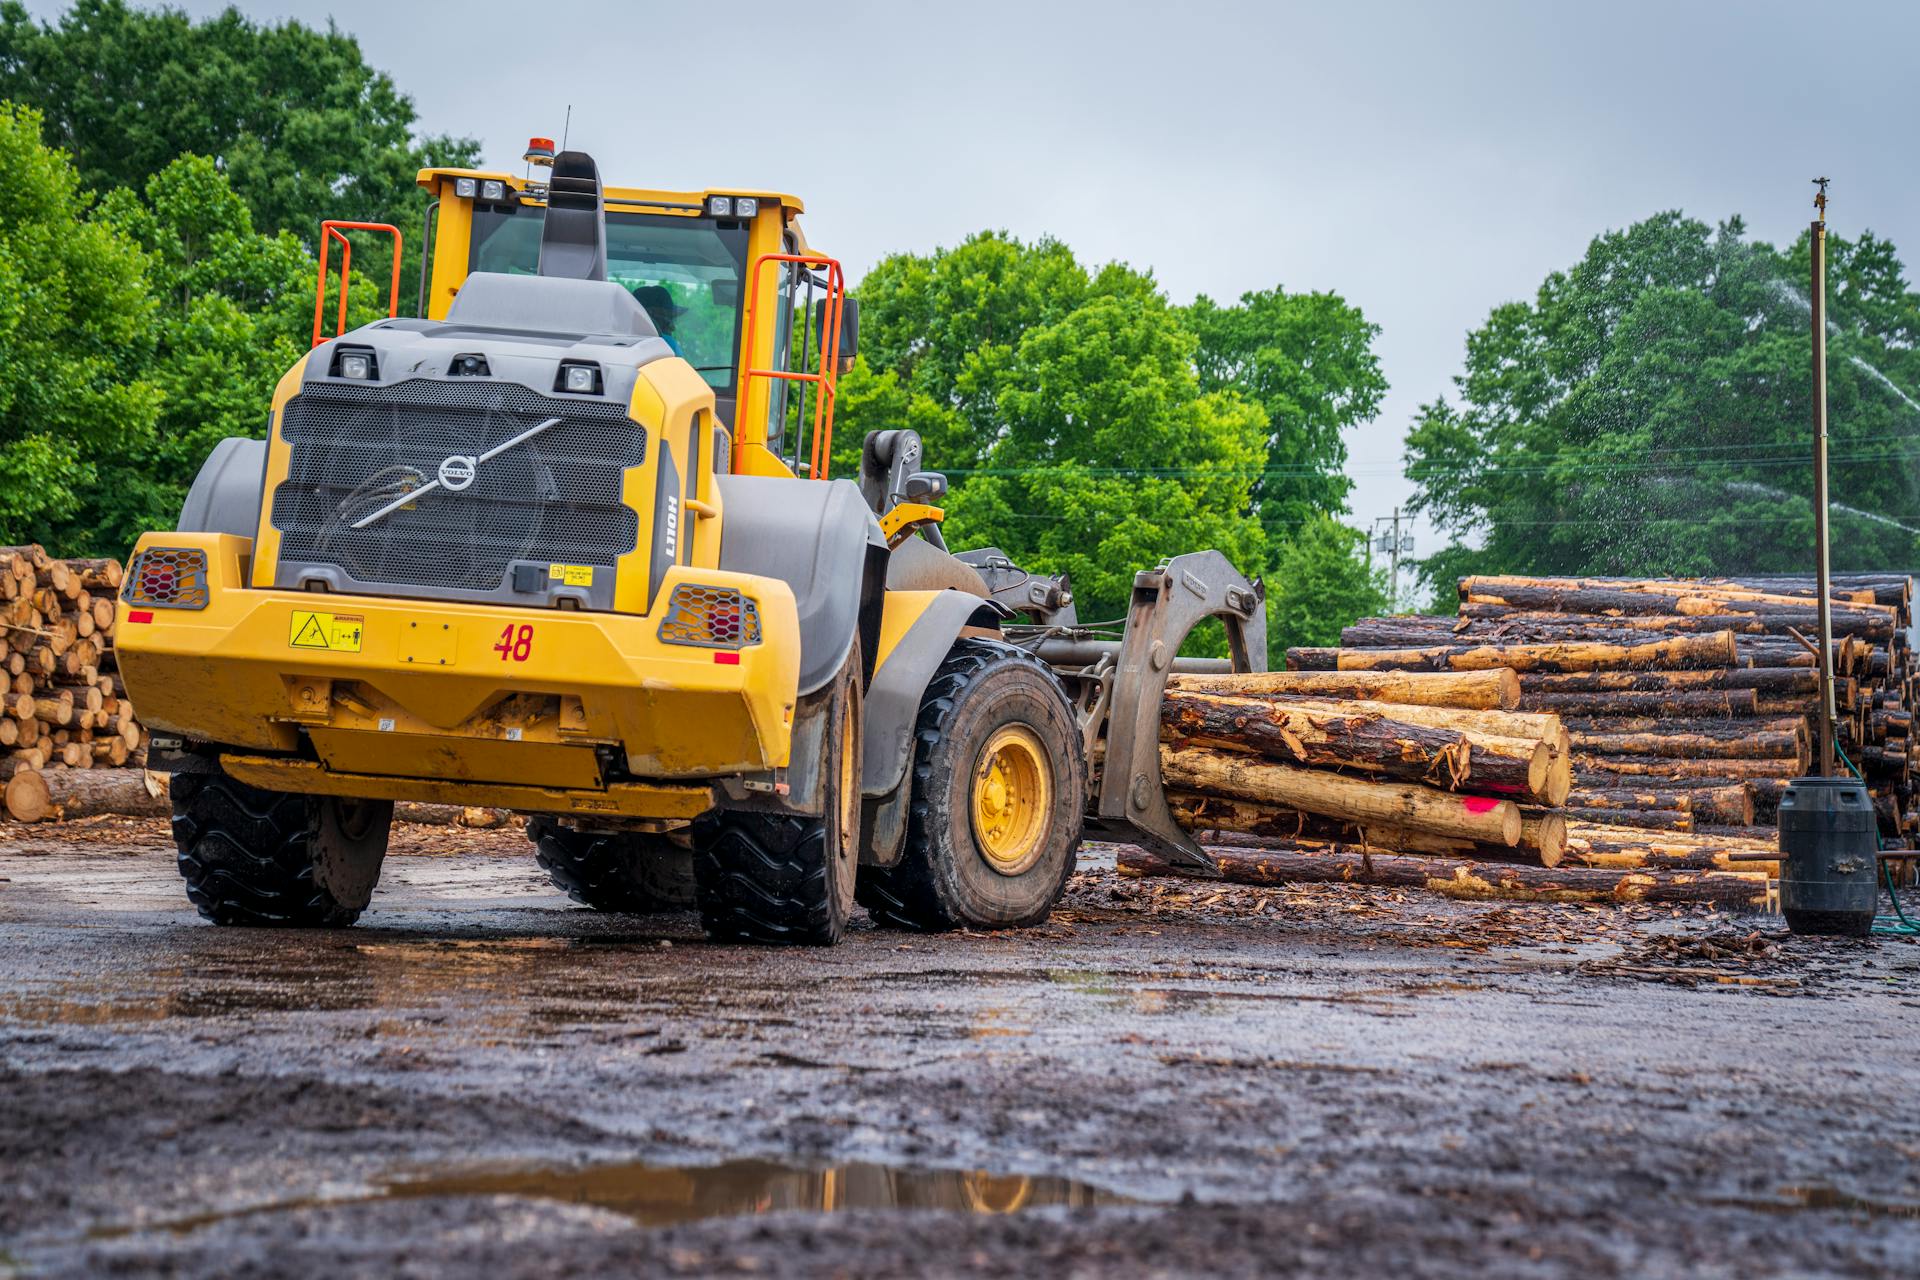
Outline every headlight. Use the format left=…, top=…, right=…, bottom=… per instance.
left=707, top=195, right=733, bottom=217
left=481, top=179, right=506, bottom=202
left=556, top=361, right=601, bottom=394
left=733, top=196, right=758, bottom=218
left=337, top=350, right=375, bottom=381
left=454, top=177, right=477, bottom=199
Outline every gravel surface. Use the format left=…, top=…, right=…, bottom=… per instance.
left=2, top=816, right=1917, bottom=1277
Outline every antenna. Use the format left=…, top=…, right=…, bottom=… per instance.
left=561, top=104, right=572, bottom=152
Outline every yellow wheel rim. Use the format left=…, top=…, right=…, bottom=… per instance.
left=970, top=724, right=1052, bottom=876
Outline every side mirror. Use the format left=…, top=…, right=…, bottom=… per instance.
left=815, top=296, right=859, bottom=369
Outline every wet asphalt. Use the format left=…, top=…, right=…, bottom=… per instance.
left=2, top=818, right=1918, bottom=1277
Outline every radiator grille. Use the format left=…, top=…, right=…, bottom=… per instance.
left=269, top=379, right=644, bottom=595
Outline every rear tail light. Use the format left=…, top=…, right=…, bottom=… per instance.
left=122, top=548, right=210, bottom=610
left=658, top=585, right=761, bottom=650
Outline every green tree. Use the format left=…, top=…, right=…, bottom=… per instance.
left=0, top=100, right=160, bottom=539
left=0, top=0, right=478, bottom=250
left=58, top=153, right=316, bottom=553
left=840, top=231, right=1393, bottom=649
left=943, top=287, right=1270, bottom=622
left=1264, top=514, right=1389, bottom=654
left=1405, top=211, right=1920, bottom=585
left=1185, top=287, right=1386, bottom=542
left=839, top=235, right=1273, bottom=623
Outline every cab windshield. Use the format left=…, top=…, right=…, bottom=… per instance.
left=468, top=206, right=749, bottom=395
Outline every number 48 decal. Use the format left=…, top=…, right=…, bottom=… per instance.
left=495, top=623, right=534, bottom=662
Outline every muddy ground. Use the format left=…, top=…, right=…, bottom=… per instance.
left=2, top=818, right=1917, bottom=1278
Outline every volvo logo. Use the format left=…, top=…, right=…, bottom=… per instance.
left=437, top=454, right=478, bottom=491
left=350, top=417, right=561, bottom=531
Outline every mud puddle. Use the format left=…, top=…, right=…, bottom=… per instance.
left=90, top=1157, right=1133, bottom=1241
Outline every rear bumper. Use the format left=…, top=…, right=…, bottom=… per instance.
left=118, top=533, right=802, bottom=814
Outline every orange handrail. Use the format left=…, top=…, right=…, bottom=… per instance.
left=736, top=252, right=845, bottom=479
left=311, top=221, right=404, bottom=348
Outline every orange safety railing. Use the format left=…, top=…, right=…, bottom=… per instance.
left=736, top=253, right=845, bottom=480
left=311, top=221, right=404, bottom=348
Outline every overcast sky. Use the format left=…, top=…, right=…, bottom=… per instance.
left=28, top=0, right=1920, bottom=556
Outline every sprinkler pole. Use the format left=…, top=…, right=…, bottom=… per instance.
left=1811, top=178, right=1836, bottom=778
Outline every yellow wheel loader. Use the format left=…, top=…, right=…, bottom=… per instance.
left=116, top=147, right=1265, bottom=944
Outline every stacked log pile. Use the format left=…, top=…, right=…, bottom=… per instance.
left=0, top=546, right=152, bottom=822
left=1297, top=572, right=1914, bottom=845
left=1126, top=668, right=1775, bottom=907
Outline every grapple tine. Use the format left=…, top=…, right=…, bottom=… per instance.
left=1086, top=550, right=1265, bottom=876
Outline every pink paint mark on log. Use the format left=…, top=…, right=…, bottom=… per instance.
left=1462, top=796, right=1502, bottom=813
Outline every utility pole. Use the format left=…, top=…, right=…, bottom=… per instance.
left=1811, top=177, right=1837, bottom=778
left=1371, top=508, right=1414, bottom=614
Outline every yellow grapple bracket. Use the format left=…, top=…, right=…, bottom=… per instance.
left=880, top=502, right=945, bottom=549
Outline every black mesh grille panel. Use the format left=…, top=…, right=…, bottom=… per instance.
left=270, top=379, right=644, bottom=594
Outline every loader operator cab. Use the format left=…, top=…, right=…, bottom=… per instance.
left=416, top=159, right=848, bottom=483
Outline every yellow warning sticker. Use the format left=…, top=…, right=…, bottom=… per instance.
left=289, top=610, right=364, bottom=652
left=548, top=563, right=595, bottom=587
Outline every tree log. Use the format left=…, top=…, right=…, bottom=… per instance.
left=1566, top=787, right=1693, bottom=813
left=1571, top=778, right=1754, bottom=826
left=1167, top=694, right=1559, bottom=794
left=1168, top=791, right=1564, bottom=864
left=67, top=557, right=124, bottom=592
left=1559, top=822, right=1779, bottom=874
left=1694, top=574, right=1909, bottom=607
left=1170, top=667, right=1520, bottom=709
left=1459, top=575, right=1898, bottom=619
left=392, top=802, right=515, bottom=828
left=1116, top=841, right=1771, bottom=907
left=1575, top=755, right=1802, bottom=779
left=1445, top=604, right=1895, bottom=641
left=1564, top=806, right=1694, bottom=833
left=1291, top=631, right=1739, bottom=673
left=1160, top=745, right=1523, bottom=846
left=1522, top=689, right=1759, bottom=718
left=1570, top=722, right=1807, bottom=766
left=1161, top=690, right=1480, bottom=789
left=1520, top=667, right=1818, bottom=695
left=4, top=767, right=168, bottom=822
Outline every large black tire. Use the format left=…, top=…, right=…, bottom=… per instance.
left=858, top=638, right=1085, bottom=931
left=528, top=817, right=696, bottom=914
left=689, top=643, right=862, bottom=945
left=172, top=772, right=393, bottom=927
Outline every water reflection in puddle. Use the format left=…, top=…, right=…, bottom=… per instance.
left=96, top=1158, right=1132, bottom=1238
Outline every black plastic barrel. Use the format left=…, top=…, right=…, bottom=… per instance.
left=1778, top=777, right=1878, bottom=937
